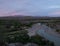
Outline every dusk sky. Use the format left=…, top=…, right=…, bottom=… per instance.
left=0, top=0, right=60, bottom=17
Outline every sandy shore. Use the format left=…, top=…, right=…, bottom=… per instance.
left=27, top=23, right=41, bottom=37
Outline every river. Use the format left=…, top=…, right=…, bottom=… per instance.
left=36, top=24, right=60, bottom=46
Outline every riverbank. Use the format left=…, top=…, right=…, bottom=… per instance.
left=28, top=23, right=60, bottom=38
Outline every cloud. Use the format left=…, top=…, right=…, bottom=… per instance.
left=8, top=11, right=31, bottom=16
left=48, top=10, right=60, bottom=17
left=0, top=0, right=42, bottom=16
left=0, top=0, right=60, bottom=17
left=47, top=5, right=60, bottom=9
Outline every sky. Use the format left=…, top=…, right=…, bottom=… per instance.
left=0, top=0, right=60, bottom=17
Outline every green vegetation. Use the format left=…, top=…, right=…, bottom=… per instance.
left=5, top=31, right=29, bottom=44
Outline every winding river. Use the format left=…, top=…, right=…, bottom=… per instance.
left=36, top=24, right=60, bottom=46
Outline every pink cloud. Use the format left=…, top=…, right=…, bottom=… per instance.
left=51, top=11, right=60, bottom=15
left=48, top=11, right=60, bottom=17
left=0, top=11, right=8, bottom=16
left=0, top=10, right=31, bottom=17
left=0, top=9, right=13, bottom=17
left=6, top=10, right=32, bottom=16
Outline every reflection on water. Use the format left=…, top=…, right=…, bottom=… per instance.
left=37, top=29, right=60, bottom=46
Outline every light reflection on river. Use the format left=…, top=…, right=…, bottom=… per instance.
left=37, top=29, right=60, bottom=46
